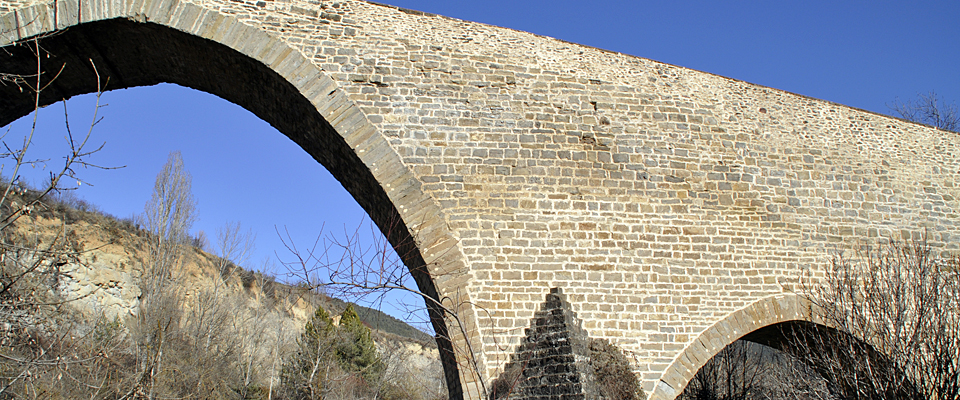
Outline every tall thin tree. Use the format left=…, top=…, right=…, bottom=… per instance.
left=125, top=150, right=197, bottom=399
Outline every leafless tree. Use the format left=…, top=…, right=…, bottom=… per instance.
left=788, top=239, right=960, bottom=400
left=679, top=340, right=833, bottom=400
left=375, top=333, right=448, bottom=400
left=186, top=222, right=253, bottom=357
left=278, top=218, right=475, bottom=399
left=889, top=91, right=959, bottom=132
left=763, top=351, right=833, bottom=400
left=268, top=310, right=289, bottom=399
left=123, top=151, right=197, bottom=399
left=140, top=151, right=196, bottom=285
left=215, top=221, right=255, bottom=279
left=679, top=340, right=767, bottom=400
left=227, top=260, right=292, bottom=399
left=0, top=37, right=127, bottom=398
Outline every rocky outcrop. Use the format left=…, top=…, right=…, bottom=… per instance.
left=10, top=209, right=444, bottom=392
left=59, top=249, right=143, bottom=321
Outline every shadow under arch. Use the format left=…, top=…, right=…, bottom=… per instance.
left=1, top=3, right=472, bottom=398
left=649, top=294, right=809, bottom=400
left=651, top=293, right=918, bottom=400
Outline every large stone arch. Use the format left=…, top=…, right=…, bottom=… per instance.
left=0, top=1, right=480, bottom=397
left=4, top=1, right=959, bottom=398
left=650, top=294, right=810, bottom=400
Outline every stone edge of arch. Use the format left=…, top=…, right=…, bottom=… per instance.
left=648, top=293, right=810, bottom=400
left=1, top=0, right=484, bottom=394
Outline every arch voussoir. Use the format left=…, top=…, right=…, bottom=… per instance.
left=651, top=294, right=810, bottom=400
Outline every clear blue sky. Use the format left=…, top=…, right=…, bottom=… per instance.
left=2, top=0, right=958, bottom=327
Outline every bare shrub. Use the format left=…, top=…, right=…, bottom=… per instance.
left=278, top=218, right=480, bottom=399
left=0, top=38, right=128, bottom=398
left=589, top=338, right=645, bottom=400
left=789, top=239, right=960, bottom=400
left=889, top=91, right=959, bottom=132
left=679, top=340, right=832, bottom=400
left=487, top=363, right=521, bottom=400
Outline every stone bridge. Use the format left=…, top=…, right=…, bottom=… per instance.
left=2, top=0, right=958, bottom=398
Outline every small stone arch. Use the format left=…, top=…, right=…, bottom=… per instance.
left=649, top=294, right=810, bottom=400
left=1, top=1, right=480, bottom=397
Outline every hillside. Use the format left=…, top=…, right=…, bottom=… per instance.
left=0, top=186, right=445, bottom=399
left=323, top=294, right=434, bottom=343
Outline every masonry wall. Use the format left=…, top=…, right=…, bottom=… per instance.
left=2, top=0, right=959, bottom=398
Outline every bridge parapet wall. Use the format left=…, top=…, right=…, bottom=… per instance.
left=2, top=0, right=958, bottom=397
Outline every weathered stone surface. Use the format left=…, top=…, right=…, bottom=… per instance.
left=2, top=1, right=958, bottom=398
left=61, top=253, right=143, bottom=320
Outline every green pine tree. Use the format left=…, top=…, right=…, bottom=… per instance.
left=335, top=305, right=384, bottom=382
left=282, top=305, right=336, bottom=398
left=304, top=305, right=335, bottom=343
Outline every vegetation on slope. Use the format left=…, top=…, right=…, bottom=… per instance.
left=0, top=177, right=445, bottom=399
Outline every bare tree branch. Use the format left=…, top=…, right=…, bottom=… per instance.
left=788, top=238, right=960, bottom=400
left=890, top=91, right=959, bottom=133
